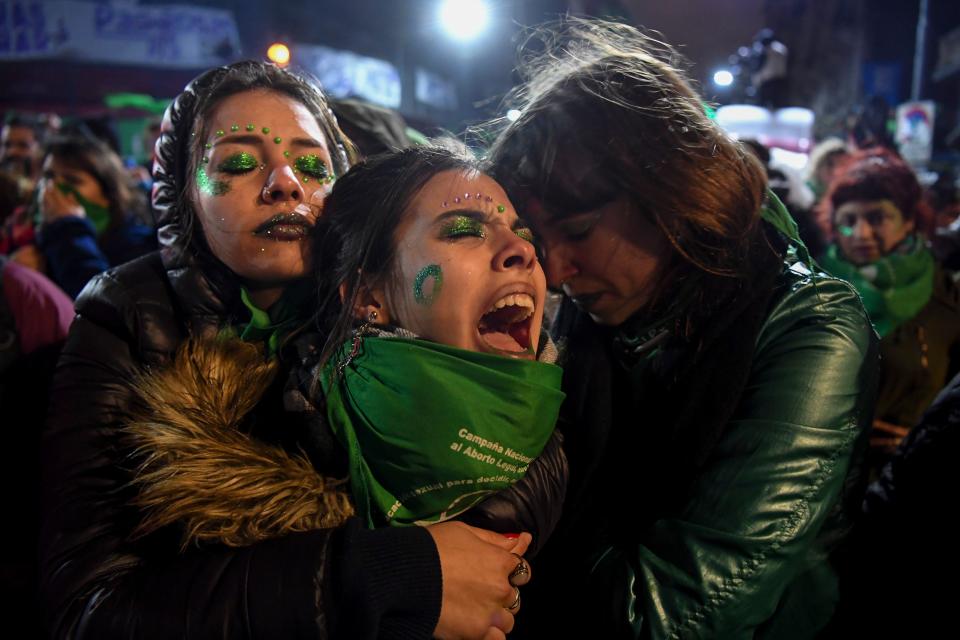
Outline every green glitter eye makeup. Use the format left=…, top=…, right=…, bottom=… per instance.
left=217, top=151, right=259, bottom=174
left=294, top=154, right=330, bottom=180
left=230, top=124, right=239, bottom=132
left=414, top=264, right=443, bottom=306
left=441, top=215, right=485, bottom=239
left=246, top=124, right=255, bottom=131
left=514, top=227, right=535, bottom=243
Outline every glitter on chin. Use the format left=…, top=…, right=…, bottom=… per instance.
left=414, top=264, right=443, bottom=307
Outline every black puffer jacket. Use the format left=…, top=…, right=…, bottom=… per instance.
left=38, top=64, right=441, bottom=639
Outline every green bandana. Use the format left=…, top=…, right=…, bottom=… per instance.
left=819, top=235, right=934, bottom=337
left=321, top=336, right=564, bottom=528
left=237, top=281, right=312, bottom=356
left=56, top=182, right=111, bottom=236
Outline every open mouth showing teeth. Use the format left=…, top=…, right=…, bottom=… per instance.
left=478, top=293, right=535, bottom=354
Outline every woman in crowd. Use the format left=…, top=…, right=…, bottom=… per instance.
left=41, top=61, right=530, bottom=640
left=308, top=143, right=566, bottom=544
left=33, top=134, right=156, bottom=297
left=487, top=19, right=878, bottom=638
left=123, top=143, right=559, bottom=631
left=818, top=148, right=960, bottom=467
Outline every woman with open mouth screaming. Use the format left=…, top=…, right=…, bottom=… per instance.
left=300, top=141, right=568, bottom=637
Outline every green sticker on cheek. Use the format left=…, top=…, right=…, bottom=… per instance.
left=196, top=166, right=230, bottom=196
left=414, top=264, right=443, bottom=306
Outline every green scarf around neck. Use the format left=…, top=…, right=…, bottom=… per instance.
left=237, top=280, right=312, bottom=357
left=320, top=336, right=564, bottom=528
left=819, top=235, right=934, bottom=337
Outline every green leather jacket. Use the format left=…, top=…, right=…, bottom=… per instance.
left=516, top=263, right=878, bottom=639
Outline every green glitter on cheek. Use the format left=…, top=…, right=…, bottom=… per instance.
left=497, top=205, right=506, bottom=213
left=230, top=124, right=239, bottom=132
left=246, top=124, right=255, bottom=131
left=196, top=166, right=230, bottom=197
left=414, top=264, right=443, bottom=306
left=283, top=150, right=291, bottom=158
left=839, top=226, right=854, bottom=237
left=262, top=127, right=270, bottom=134
left=273, top=136, right=282, bottom=144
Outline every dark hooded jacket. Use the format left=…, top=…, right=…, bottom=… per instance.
left=39, top=63, right=443, bottom=639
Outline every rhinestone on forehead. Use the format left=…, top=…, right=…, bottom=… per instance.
left=438, top=193, right=508, bottom=213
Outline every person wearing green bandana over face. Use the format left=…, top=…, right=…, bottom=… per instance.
left=487, top=18, right=879, bottom=640
left=33, top=135, right=157, bottom=298
left=817, top=147, right=960, bottom=474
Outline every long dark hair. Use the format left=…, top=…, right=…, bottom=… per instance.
left=43, top=135, right=146, bottom=231
left=312, top=140, right=480, bottom=365
left=485, top=18, right=770, bottom=318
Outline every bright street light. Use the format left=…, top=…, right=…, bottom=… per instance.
left=713, top=69, right=734, bottom=87
left=439, top=0, right=490, bottom=42
left=267, top=43, right=290, bottom=67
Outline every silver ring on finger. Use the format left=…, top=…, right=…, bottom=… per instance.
left=509, top=553, right=530, bottom=586
left=506, top=586, right=521, bottom=612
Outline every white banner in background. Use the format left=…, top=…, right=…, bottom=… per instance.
left=294, top=43, right=401, bottom=109
left=0, top=1, right=240, bottom=68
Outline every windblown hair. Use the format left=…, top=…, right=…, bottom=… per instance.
left=126, top=338, right=353, bottom=548
left=174, top=60, right=359, bottom=245
left=485, top=18, right=770, bottom=313
left=817, top=147, right=933, bottom=241
left=43, top=135, right=147, bottom=231
left=312, top=141, right=481, bottom=366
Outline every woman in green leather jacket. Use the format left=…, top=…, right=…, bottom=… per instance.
left=487, top=19, right=878, bottom=638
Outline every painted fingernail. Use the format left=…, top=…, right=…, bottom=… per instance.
left=502, top=533, right=520, bottom=540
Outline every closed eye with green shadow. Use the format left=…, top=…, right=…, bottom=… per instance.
left=513, top=226, right=535, bottom=243
left=217, top=151, right=259, bottom=174
left=294, top=154, right=331, bottom=180
left=440, top=215, right=486, bottom=240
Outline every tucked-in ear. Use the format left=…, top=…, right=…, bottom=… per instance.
left=339, top=277, right=391, bottom=324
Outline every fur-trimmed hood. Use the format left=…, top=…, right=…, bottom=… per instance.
left=125, top=337, right=354, bottom=549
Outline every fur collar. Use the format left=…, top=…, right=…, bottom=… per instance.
left=126, top=337, right=354, bottom=549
